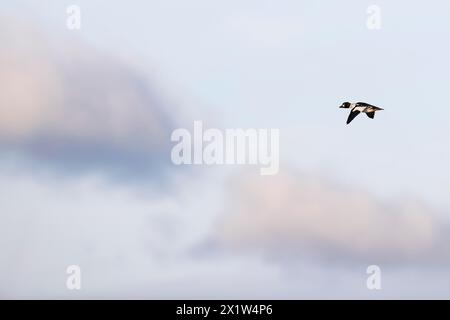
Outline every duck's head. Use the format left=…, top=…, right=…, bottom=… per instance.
left=339, top=102, right=351, bottom=109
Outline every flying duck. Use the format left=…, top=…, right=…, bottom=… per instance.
left=339, top=102, right=383, bottom=124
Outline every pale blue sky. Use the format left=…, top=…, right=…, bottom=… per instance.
left=7, top=0, right=447, bottom=206
left=1, top=0, right=450, bottom=298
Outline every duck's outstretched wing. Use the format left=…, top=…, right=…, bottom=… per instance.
left=347, top=110, right=360, bottom=124
left=356, top=102, right=376, bottom=108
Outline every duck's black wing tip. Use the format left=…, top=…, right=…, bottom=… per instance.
left=366, top=111, right=375, bottom=119
left=346, top=110, right=360, bottom=124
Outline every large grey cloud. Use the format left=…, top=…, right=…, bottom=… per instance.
left=0, top=17, right=178, bottom=179
left=217, top=169, right=450, bottom=266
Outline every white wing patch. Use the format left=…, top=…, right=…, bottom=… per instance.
left=353, top=106, right=366, bottom=112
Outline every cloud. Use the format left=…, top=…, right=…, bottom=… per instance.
left=0, top=169, right=185, bottom=298
left=2, top=167, right=450, bottom=299
left=217, top=169, right=450, bottom=265
left=0, top=17, right=177, bottom=178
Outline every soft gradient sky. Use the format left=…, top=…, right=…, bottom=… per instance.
left=1, top=0, right=450, bottom=298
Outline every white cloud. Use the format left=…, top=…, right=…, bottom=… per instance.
left=0, top=18, right=62, bottom=140
left=218, top=169, right=450, bottom=265
left=0, top=17, right=177, bottom=177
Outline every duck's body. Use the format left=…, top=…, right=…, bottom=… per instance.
left=339, top=102, right=383, bottom=124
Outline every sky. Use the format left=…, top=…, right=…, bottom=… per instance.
left=1, top=0, right=450, bottom=298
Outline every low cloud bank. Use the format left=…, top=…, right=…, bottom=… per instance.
left=218, top=170, right=450, bottom=265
